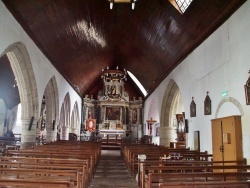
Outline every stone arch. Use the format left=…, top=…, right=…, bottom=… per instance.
left=60, top=92, right=71, bottom=140
left=2, top=42, right=39, bottom=119
left=215, top=97, right=244, bottom=118
left=160, top=79, right=184, bottom=147
left=58, top=105, right=65, bottom=139
left=64, top=93, right=71, bottom=127
left=44, top=76, right=59, bottom=142
left=59, top=104, right=65, bottom=131
left=70, top=102, right=79, bottom=135
left=160, top=80, right=180, bottom=127
left=0, top=99, right=7, bottom=136
left=1, top=42, right=39, bottom=146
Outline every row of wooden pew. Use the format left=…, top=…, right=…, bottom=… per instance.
left=121, top=143, right=250, bottom=188
left=0, top=140, right=101, bottom=188
left=121, top=143, right=212, bottom=177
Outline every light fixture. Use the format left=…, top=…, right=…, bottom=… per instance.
left=110, top=0, right=113, bottom=9
left=13, top=79, right=17, bottom=88
left=101, top=66, right=127, bottom=82
left=109, top=0, right=137, bottom=10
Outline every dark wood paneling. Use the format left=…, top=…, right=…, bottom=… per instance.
left=2, top=0, right=246, bottom=99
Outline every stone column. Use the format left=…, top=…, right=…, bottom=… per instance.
left=21, top=117, right=37, bottom=148
left=98, top=106, right=102, bottom=124
left=71, top=128, right=78, bottom=134
left=137, top=124, right=142, bottom=139
left=85, top=106, right=89, bottom=119
left=46, top=122, right=57, bottom=142
left=121, top=107, right=125, bottom=125
left=0, top=119, right=5, bottom=136
left=159, top=126, right=177, bottom=147
left=61, top=126, right=69, bottom=140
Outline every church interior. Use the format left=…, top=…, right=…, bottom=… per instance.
left=1, top=0, right=250, bottom=187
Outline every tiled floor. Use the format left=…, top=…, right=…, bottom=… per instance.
left=89, top=150, right=138, bottom=188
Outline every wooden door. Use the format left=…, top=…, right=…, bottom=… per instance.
left=211, top=116, right=243, bottom=172
left=211, top=120, right=223, bottom=162
left=222, top=117, right=237, bottom=162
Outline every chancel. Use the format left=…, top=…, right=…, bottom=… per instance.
left=83, top=66, right=143, bottom=141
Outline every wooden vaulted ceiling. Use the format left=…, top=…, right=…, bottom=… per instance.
left=1, top=0, right=246, bottom=106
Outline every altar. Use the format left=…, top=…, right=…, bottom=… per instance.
left=99, top=129, right=125, bottom=138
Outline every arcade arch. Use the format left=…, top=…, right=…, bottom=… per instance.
left=36, top=76, right=59, bottom=142
left=160, top=80, right=184, bottom=147
left=59, top=92, right=71, bottom=140
left=2, top=42, right=39, bottom=147
left=70, top=102, right=80, bottom=135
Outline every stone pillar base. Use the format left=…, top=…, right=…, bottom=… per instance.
left=61, top=126, right=69, bottom=140
left=46, top=130, right=57, bottom=142
left=20, top=142, right=35, bottom=149
left=21, top=118, right=37, bottom=147
left=159, top=126, right=177, bottom=147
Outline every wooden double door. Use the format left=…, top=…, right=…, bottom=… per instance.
left=211, top=116, right=243, bottom=166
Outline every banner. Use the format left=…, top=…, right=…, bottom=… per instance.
left=86, top=119, right=96, bottom=132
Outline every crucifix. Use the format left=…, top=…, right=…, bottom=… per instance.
left=146, top=117, right=156, bottom=136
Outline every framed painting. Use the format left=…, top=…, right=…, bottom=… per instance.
left=105, top=106, right=121, bottom=121
left=245, top=75, right=250, bottom=105
left=86, top=119, right=96, bottom=132
left=204, top=91, right=211, bottom=115
left=132, top=109, right=137, bottom=124
left=190, top=97, right=196, bottom=117
left=155, top=123, right=160, bottom=137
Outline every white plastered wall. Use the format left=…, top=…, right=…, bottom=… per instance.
left=0, top=2, right=82, bottom=139
left=144, top=1, right=250, bottom=163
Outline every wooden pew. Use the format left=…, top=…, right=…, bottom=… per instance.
left=158, top=181, right=250, bottom=188
left=0, top=179, right=73, bottom=188
left=121, top=144, right=168, bottom=174
left=146, top=172, right=250, bottom=188
left=22, top=141, right=101, bottom=172
left=6, top=151, right=95, bottom=176
left=122, top=143, right=212, bottom=177
left=138, top=160, right=246, bottom=188
left=2, top=140, right=101, bottom=188
left=31, top=140, right=101, bottom=171
left=0, top=159, right=87, bottom=188
left=0, top=167, right=80, bottom=187
left=143, top=165, right=250, bottom=187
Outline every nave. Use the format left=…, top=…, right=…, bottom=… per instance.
left=89, top=150, right=138, bottom=188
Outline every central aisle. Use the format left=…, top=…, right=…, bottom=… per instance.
left=89, top=150, right=138, bottom=188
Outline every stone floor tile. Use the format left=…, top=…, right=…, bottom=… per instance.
left=89, top=150, right=138, bottom=188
